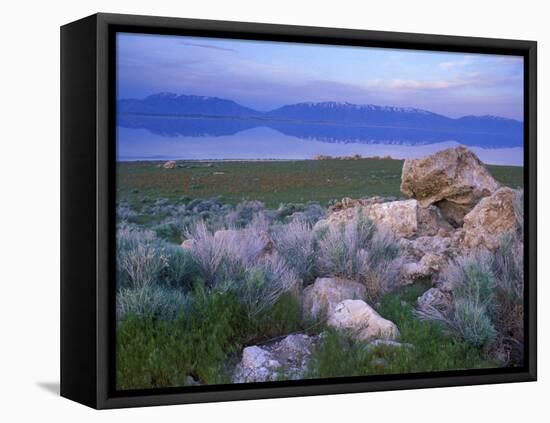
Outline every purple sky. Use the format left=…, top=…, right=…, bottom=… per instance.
left=117, top=33, right=524, bottom=120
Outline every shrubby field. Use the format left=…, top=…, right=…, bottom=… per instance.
left=115, top=150, right=524, bottom=390
left=116, top=158, right=523, bottom=208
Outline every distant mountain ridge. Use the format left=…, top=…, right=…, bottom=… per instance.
left=118, top=93, right=261, bottom=118
left=118, top=93, right=523, bottom=136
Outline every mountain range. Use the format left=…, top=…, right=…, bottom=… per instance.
left=118, top=93, right=523, bottom=138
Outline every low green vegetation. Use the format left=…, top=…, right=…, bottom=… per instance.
left=117, top=159, right=523, bottom=208
left=117, top=290, right=304, bottom=390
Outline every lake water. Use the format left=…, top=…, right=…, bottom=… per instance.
left=116, top=116, right=524, bottom=166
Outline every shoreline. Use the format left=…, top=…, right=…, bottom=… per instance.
left=115, top=157, right=523, bottom=168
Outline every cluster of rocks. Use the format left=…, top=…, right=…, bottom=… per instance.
left=316, top=146, right=521, bottom=286
left=232, top=276, right=405, bottom=383
left=181, top=146, right=522, bottom=383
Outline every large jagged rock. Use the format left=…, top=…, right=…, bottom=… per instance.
left=400, top=146, right=500, bottom=226
left=461, top=187, right=521, bottom=251
left=232, top=334, right=316, bottom=383
left=315, top=199, right=451, bottom=239
left=302, top=277, right=366, bottom=319
left=327, top=299, right=399, bottom=342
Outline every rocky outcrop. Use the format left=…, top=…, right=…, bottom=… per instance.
left=232, top=334, right=316, bottom=383
left=316, top=199, right=452, bottom=239
left=327, top=299, right=399, bottom=342
left=461, top=187, right=521, bottom=251
left=302, top=277, right=366, bottom=319
left=400, top=146, right=500, bottom=225
left=162, top=160, right=177, bottom=169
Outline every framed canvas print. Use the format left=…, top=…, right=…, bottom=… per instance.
left=60, top=13, right=537, bottom=409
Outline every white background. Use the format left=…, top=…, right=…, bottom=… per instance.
left=1, top=0, right=547, bottom=421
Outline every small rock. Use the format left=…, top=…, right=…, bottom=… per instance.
left=302, top=277, right=366, bottom=319
left=327, top=299, right=400, bottom=342
left=233, top=346, right=281, bottom=383
left=163, top=160, right=177, bottom=169
left=233, top=334, right=316, bottom=383
left=183, top=375, right=201, bottom=386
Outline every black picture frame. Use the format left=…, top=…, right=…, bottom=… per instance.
left=60, top=12, right=537, bottom=409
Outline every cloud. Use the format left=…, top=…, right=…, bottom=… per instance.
left=178, top=41, right=236, bottom=53
left=378, top=72, right=520, bottom=93
left=388, top=78, right=470, bottom=90
left=489, top=56, right=524, bottom=65
left=438, top=55, right=474, bottom=70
